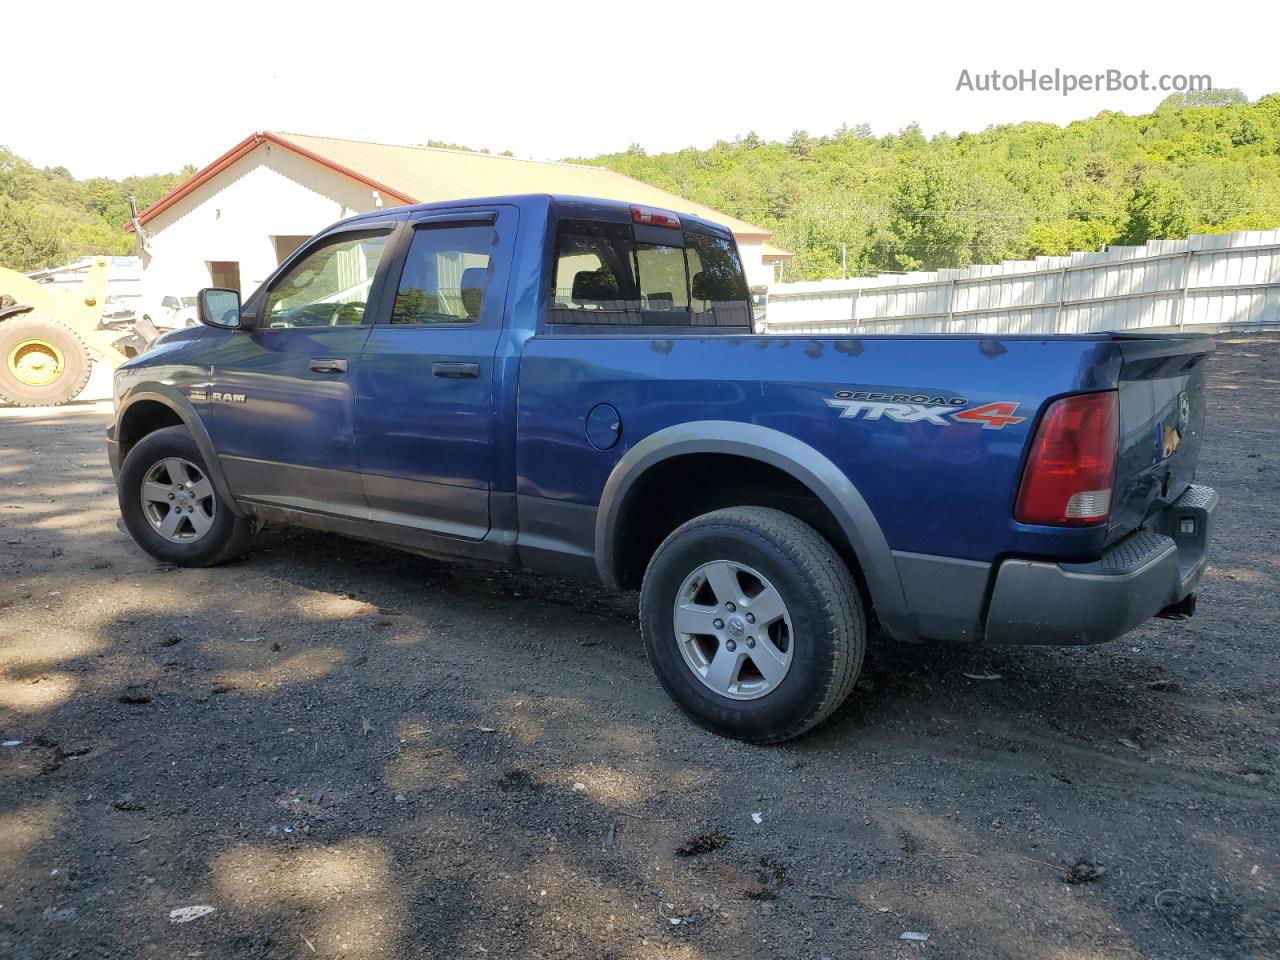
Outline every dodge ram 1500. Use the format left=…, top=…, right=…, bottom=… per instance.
left=108, top=194, right=1217, bottom=741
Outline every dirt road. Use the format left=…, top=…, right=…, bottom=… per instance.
left=1, top=336, right=1277, bottom=959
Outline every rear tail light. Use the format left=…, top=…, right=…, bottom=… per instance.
left=631, top=205, right=681, bottom=228
left=1015, top=391, right=1118, bottom=526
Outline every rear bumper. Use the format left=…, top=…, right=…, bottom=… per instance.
left=985, top=484, right=1218, bottom=645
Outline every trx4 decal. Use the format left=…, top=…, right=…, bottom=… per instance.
left=826, top=391, right=1026, bottom=429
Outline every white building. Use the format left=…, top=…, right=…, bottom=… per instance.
left=128, top=131, right=791, bottom=312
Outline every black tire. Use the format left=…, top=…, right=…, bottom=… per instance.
left=118, top=426, right=254, bottom=567
left=0, top=315, right=93, bottom=406
left=640, top=507, right=865, bottom=743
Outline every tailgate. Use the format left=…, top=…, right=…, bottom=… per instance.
left=1108, top=334, right=1214, bottom=543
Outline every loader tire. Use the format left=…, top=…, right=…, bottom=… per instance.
left=0, top=315, right=94, bottom=407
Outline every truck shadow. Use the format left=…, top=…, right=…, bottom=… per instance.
left=248, top=525, right=1212, bottom=776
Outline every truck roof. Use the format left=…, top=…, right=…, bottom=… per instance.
left=340, top=193, right=735, bottom=238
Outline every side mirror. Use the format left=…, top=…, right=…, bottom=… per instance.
left=197, top=288, right=242, bottom=329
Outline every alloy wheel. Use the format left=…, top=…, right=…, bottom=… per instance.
left=140, top=458, right=216, bottom=543
left=672, top=559, right=794, bottom=700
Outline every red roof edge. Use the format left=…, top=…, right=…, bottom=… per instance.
left=267, top=133, right=416, bottom=207
left=125, top=131, right=417, bottom=232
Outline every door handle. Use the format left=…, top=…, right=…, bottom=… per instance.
left=309, top=358, right=348, bottom=374
left=432, top=362, right=481, bottom=379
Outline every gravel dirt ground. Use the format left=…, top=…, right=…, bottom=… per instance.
left=1, top=335, right=1277, bottom=960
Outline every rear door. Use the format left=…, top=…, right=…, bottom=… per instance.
left=1109, top=335, right=1214, bottom=540
left=209, top=224, right=397, bottom=515
left=353, top=206, right=518, bottom=539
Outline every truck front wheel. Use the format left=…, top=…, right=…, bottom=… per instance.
left=118, top=426, right=254, bottom=567
left=639, top=507, right=865, bottom=743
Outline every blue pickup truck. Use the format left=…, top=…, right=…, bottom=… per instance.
left=108, top=194, right=1217, bottom=742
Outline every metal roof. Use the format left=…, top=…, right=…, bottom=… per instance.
left=128, top=131, right=787, bottom=251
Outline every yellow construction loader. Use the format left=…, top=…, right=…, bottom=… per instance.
left=0, top=258, right=142, bottom=406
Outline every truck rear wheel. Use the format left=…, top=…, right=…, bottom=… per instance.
left=118, top=426, right=254, bottom=567
left=639, top=507, right=865, bottom=743
left=0, top=315, right=93, bottom=407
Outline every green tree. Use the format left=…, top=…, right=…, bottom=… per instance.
left=889, top=122, right=927, bottom=151
left=66, top=221, right=132, bottom=259
left=0, top=199, right=66, bottom=271
left=786, top=130, right=813, bottom=158
left=1118, top=178, right=1194, bottom=244
left=1157, top=88, right=1247, bottom=110
left=878, top=156, right=972, bottom=270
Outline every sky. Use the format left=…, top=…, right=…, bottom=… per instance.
left=7, top=0, right=1277, bottom=179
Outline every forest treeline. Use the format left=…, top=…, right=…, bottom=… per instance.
left=578, top=90, right=1280, bottom=279
left=0, top=149, right=191, bottom=271
left=4, top=91, right=1280, bottom=279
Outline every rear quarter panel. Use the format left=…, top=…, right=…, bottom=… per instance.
left=516, top=334, right=1125, bottom=564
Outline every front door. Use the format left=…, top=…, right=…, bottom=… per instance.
left=354, top=207, right=518, bottom=539
left=209, top=225, right=397, bottom=515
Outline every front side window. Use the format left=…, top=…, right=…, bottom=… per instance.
left=391, top=224, right=496, bottom=324
left=264, top=231, right=389, bottom=329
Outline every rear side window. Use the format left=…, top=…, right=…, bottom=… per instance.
left=552, top=220, right=634, bottom=320
left=691, top=231, right=747, bottom=327
left=391, top=224, right=495, bottom=324
left=686, top=232, right=751, bottom=327
left=549, top=218, right=749, bottom=328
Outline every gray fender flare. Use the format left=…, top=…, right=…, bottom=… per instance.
left=113, top=386, right=248, bottom=518
left=594, top=420, right=913, bottom=642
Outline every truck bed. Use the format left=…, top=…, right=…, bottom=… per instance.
left=517, top=332, right=1208, bottom=562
